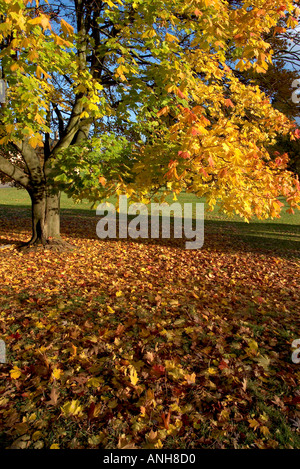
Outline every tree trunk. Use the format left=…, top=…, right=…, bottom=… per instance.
left=29, top=185, right=47, bottom=246
left=45, top=190, right=61, bottom=242
left=26, top=186, right=62, bottom=247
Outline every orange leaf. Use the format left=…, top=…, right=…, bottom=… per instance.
left=157, top=106, right=169, bottom=117
left=161, top=410, right=171, bottom=429
left=178, top=150, right=190, bottom=159
left=176, top=88, right=187, bottom=99
left=224, top=99, right=234, bottom=108
left=208, top=155, right=214, bottom=167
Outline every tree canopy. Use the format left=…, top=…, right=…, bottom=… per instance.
left=0, top=0, right=300, bottom=247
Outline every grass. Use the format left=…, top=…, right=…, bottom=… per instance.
left=1, top=187, right=300, bottom=222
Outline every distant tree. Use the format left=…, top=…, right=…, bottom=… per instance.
left=227, top=5, right=300, bottom=175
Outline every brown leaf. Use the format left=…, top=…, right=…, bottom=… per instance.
left=45, top=387, right=59, bottom=406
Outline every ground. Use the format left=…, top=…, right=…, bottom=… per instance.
left=0, top=188, right=299, bottom=449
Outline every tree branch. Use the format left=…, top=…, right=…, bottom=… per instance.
left=0, top=154, right=30, bottom=188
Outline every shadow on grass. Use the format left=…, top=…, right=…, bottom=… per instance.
left=204, top=219, right=300, bottom=257
left=0, top=204, right=299, bottom=258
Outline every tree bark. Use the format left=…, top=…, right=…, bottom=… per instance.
left=26, top=186, right=61, bottom=246
left=28, top=185, right=47, bottom=245
left=45, top=189, right=61, bottom=241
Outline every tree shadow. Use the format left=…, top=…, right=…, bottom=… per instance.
left=0, top=204, right=299, bottom=259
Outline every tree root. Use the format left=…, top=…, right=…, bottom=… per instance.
left=18, top=237, right=75, bottom=253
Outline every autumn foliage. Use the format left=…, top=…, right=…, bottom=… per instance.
left=0, top=0, right=300, bottom=247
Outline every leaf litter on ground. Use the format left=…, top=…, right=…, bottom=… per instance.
left=0, top=210, right=300, bottom=449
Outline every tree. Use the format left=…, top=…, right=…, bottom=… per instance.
left=0, top=0, right=300, bottom=249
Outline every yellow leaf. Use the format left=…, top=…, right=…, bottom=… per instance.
left=29, top=15, right=51, bottom=31
left=248, top=418, right=260, bottom=430
left=36, top=65, right=51, bottom=80
left=141, top=28, right=157, bottom=39
left=50, top=444, right=60, bottom=449
left=155, top=439, right=163, bottom=448
left=29, top=413, right=37, bottom=422
left=87, top=334, right=98, bottom=343
left=10, top=63, right=19, bottom=72
left=51, top=367, right=63, bottom=380
left=5, top=124, right=15, bottom=133
left=61, top=18, right=74, bottom=36
left=35, top=321, right=45, bottom=329
left=32, top=431, right=43, bottom=441
left=88, top=435, right=102, bottom=446
left=103, top=0, right=116, bottom=7
left=166, top=84, right=177, bottom=93
left=87, top=377, right=103, bottom=387
left=28, top=50, right=39, bottom=61
left=0, top=136, right=9, bottom=145
left=10, top=366, right=21, bottom=379
left=165, top=33, right=179, bottom=43
left=287, top=16, right=298, bottom=29
left=115, top=65, right=127, bottom=81
left=28, top=136, right=43, bottom=149
left=35, top=114, right=45, bottom=125
left=61, top=400, right=83, bottom=418
left=54, top=35, right=72, bottom=47
left=107, top=305, right=115, bottom=314
left=247, top=339, right=258, bottom=352
left=128, top=365, right=139, bottom=386
left=108, top=399, right=118, bottom=409
left=94, top=82, right=103, bottom=90
left=260, top=425, right=270, bottom=437
left=80, top=111, right=90, bottom=119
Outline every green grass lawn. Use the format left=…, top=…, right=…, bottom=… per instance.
left=0, top=187, right=299, bottom=255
